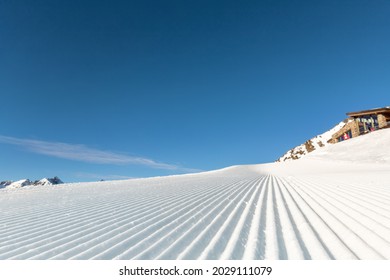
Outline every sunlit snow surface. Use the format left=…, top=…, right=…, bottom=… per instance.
left=1, top=130, right=390, bottom=259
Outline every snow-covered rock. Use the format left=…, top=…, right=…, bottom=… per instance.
left=277, top=119, right=351, bottom=162
left=0, top=181, right=13, bottom=189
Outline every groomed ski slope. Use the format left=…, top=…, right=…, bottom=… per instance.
left=1, top=129, right=390, bottom=260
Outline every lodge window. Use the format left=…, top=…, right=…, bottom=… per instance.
left=338, top=130, right=352, bottom=142
left=355, top=115, right=378, bottom=133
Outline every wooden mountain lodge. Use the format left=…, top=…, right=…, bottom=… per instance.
left=331, top=107, right=390, bottom=143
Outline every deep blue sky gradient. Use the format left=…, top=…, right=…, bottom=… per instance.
left=1, top=0, right=390, bottom=182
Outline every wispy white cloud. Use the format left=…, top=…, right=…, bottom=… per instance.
left=0, top=135, right=201, bottom=172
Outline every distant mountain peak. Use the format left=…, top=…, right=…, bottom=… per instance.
left=34, top=176, right=63, bottom=186
left=0, top=177, right=63, bottom=189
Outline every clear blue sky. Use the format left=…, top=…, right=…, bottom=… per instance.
left=1, top=0, right=389, bottom=182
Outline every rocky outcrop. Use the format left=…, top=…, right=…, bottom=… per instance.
left=277, top=119, right=351, bottom=162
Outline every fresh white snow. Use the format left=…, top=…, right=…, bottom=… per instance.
left=0, top=129, right=389, bottom=260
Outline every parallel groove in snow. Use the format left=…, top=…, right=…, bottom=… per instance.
left=157, top=178, right=262, bottom=260
left=92, top=178, right=255, bottom=260
left=1, top=166, right=389, bottom=260
left=16, top=178, right=247, bottom=260
left=282, top=177, right=382, bottom=259
left=288, top=178, right=390, bottom=259
left=275, top=178, right=334, bottom=259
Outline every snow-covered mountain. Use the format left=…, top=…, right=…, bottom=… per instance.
left=34, top=176, right=63, bottom=186
left=1, top=129, right=389, bottom=260
left=0, top=177, right=63, bottom=189
left=277, top=119, right=351, bottom=162
left=3, top=179, right=33, bottom=189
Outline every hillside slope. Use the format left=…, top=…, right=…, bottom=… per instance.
left=0, top=129, right=389, bottom=260
left=277, top=119, right=350, bottom=162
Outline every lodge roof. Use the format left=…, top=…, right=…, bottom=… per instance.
left=347, top=106, right=390, bottom=117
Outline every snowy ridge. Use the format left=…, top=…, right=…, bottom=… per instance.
left=277, top=119, right=351, bottom=162
left=2, top=179, right=32, bottom=189
left=0, top=130, right=390, bottom=260
left=0, top=177, right=63, bottom=189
